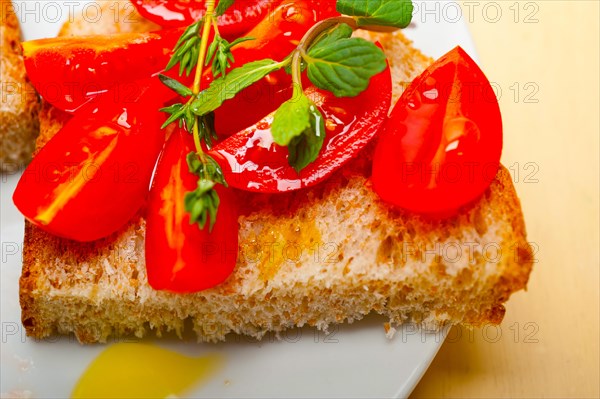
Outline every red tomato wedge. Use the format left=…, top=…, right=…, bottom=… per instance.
left=209, top=0, right=340, bottom=137
left=130, top=0, right=282, bottom=36
left=372, top=46, right=503, bottom=214
left=208, top=65, right=392, bottom=192
left=22, top=29, right=181, bottom=112
left=145, top=128, right=239, bottom=293
left=13, top=79, right=173, bottom=242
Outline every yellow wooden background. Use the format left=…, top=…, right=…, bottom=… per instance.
left=411, top=1, right=600, bottom=397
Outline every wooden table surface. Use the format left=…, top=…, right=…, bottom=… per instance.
left=411, top=1, right=599, bottom=397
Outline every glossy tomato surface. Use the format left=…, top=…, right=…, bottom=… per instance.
left=13, top=79, right=174, bottom=242
left=22, top=29, right=181, bottom=112
left=145, top=129, right=239, bottom=293
left=372, top=46, right=503, bottom=214
left=130, top=0, right=281, bottom=37
left=209, top=65, right=391, bottom=192
left=212, top=0, right=339, bottom=137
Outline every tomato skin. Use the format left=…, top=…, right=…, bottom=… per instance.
left=13, top=79, right=173, bottom=242
left=209, top=64, right=392, bottom=193
left=212, top=0, right=340, bottom=137
left=131, top=0, right=283, bottom=36
left=372, top=46, right=503, bottom=214
left=22, top=29, right=181, bottom=112
left=145, top=129, right=239, bottom=293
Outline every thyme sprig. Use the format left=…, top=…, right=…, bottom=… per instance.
left=160, top=0, right=235, bottom=231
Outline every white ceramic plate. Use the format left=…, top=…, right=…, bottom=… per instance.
left=1, top=2, right=477, bottom=397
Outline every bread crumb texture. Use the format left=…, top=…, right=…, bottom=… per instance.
left=19, top=5, right=534, bottom=343
left=0, top=3, right=40, bottom=170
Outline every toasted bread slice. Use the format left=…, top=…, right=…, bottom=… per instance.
left=0, top=2, right=40, bottom=171
left=19, top=5, right=533, bottom=343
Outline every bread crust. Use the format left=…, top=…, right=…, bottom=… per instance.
left=0, top=2, right=40, bottom=171
left=20, top=157, right=533, bottom=342
left=18, top=6, right=533, bottom=343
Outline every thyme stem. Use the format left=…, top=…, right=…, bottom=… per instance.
left=193, top=0, right=215, bottom=95
left=191, top=0, right=215, bottom=176
left=290, top=49, right=303, bottom=93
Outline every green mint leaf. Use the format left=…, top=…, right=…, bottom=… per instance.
left=215, top=0, right=235, bottom=16
left=158, top=74, right=193, bottom=97
left=191, top=59, right=284, bottom=116
left=305, top=32, right=386, bottom=97
left=286, top=101, right=326, bottom=172
left=310, top=23, right=353, bottom=53
left=271, top=88, right=326, bottom=171
left=336, top=0, right=413, bottom=28
left=272, top=91, right=312, bottom=146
